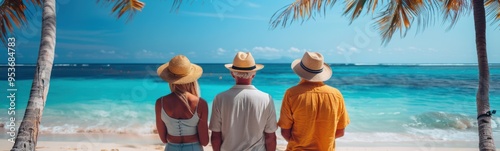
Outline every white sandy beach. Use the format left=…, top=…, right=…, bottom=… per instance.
left=0, top=139, right=483, bottom=151
left=0, top=133, right=491, bottom=151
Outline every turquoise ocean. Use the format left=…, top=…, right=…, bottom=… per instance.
left=1, top=64, right=500, bottom=147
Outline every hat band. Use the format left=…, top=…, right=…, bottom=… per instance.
left=300, top=62, right=323, bottom=74
left=168, top=67, right=192, bottom=77
left=232, top=65, right=256, bottom=71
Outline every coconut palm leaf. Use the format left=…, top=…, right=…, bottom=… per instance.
left=374, top=0, right=426, bottom=44
left=171, top=0, right=184, bottom=12
left=0, top=0, right=42, bottom=45
left=97, top=0, right=145, bottom=21
left=485, top=0, right=500, bottom=26
left=343, top=0, right=381, bottom=22
left=439, top=0, right=471, bottom=29
left=270, top=0, right=337, bottom=29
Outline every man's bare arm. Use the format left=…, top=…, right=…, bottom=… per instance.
left=264, top=132, right=277, bottom=151
left=335, top=129, right=345, bottom=138
left=211, top=131, right=222, bottom=151
left=281, top=128, right=292, bottom=142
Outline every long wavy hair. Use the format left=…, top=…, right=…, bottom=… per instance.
left=169, top=81, right=200, bottom=97
left=168, top=81, right=200, bottom=114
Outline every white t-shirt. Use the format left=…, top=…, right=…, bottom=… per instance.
left=209, top=85, right=278, bottom=151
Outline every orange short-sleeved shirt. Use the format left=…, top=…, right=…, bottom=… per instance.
left=278, top=80, right=350, bottom=151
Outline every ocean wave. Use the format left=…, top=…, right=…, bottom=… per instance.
left=337, top=132, right=424, bottom=142
left=404, top=112, right=477, bottom=130
left=54, top=64, right=78, bottom=67
left=37, top=122, right=157, bottom=135
left=406, top=128, right=478, bottom=141
left=336, top=131, right=484, bottom=142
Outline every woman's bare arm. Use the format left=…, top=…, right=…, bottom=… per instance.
left=197, top=98, right=210, bottom=146
left=155, top=98, right=168, bottom=144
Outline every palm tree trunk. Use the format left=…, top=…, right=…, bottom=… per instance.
left=10, top=0, right=56, bottom=150
left=472, top=0, right=496, bottom=150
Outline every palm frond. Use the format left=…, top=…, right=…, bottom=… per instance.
left=485, top=0, right=500, bottom=27
left=343, top=0, right=380, bottom=22
left=0, top=0, right=42, bottom=45
left=439, top=0, right=471, bottom=29
left=97, top=0, right=145, bottom=21
left=171, top=0, right=183, bottom=12
left=270, top=0, right=337, bottom=29
left=375, top=0, right=426, bottom=44
left=27, top=0, right=42, bottom=7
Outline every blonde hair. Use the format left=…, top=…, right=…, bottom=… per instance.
left=231, top=71, right=256, bottom=79
left=169, top=81, right=201, bottom=97
left=168, top=81, right=200, bottom=114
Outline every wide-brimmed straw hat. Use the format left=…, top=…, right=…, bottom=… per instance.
left=157, top=55, right=203, bottom=84
left=291, top=52, right=332, bottom=82
left=225, top=52, right=264, bottom=72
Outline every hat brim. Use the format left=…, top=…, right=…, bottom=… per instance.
left=224, top=64, right=264, bottom=72
left=157, top=63, right=203, bottom=84
left=291, top=59, right=332, bottom=82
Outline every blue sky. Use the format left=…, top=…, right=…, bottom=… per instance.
left=6, top=0, right=500, bottom=63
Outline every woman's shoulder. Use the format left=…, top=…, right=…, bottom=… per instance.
left=185, top=94, right=207, bottom=106
left=155, top=94, right=172, bottom=105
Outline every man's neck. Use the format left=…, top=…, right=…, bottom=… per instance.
left=300, top=79, right=323, bottom=84
left=236, top=82, right=252, bottom=85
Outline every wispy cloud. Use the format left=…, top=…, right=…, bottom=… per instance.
left=63, top=50, right=127, bottom=60
left=217, top=48, right=227, bottom=55
left=134, top=49, right=169, bottom=59
left=289, top=47, right=301, bottom=53
left=100, top=50, right=116, bottom=54
left=336, top=46, right=359, bottom=53
left=182, top=11, right=266, bottom=21
left=253, top=46, right=280, bottom=53
left=59, top=48, right=172, bottom=61
left=245, top=2, right=261, bottom=8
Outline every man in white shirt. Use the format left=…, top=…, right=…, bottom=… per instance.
left=209, top=52, right=277, bottom=151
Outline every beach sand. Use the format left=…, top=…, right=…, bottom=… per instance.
left=0, top=139, right=482, bottom=151
left=0, top=133, right=487, bottom=151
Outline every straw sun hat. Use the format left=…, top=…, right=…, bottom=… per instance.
left=157, top=55, right=203, bottom=84
left=291, top=52, right=332, bottom=82
left=225, top=52, right=264, bottom=72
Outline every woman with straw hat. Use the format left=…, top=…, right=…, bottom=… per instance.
left=155, top=55, right=209, bottom=151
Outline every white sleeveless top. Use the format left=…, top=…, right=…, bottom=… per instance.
left=160, top=97, right=199, bottom=136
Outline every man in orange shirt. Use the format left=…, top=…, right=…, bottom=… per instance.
left=278, top=51, right=350, bottom=151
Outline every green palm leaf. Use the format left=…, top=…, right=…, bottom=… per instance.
left=0, top=0, right=42, bottom=45
left=440, top=0, right=471, bottom=29
left=97, top=0, right=145, bottom=21
left=270, top=0, right=479, bottom=44
left=343, top=0, right=380, bottom=22
left=375, top=0, right=425, bottom=44
left=485, top=0, right=500, bottom=26
left=270, top=0, right=337, bottom=29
